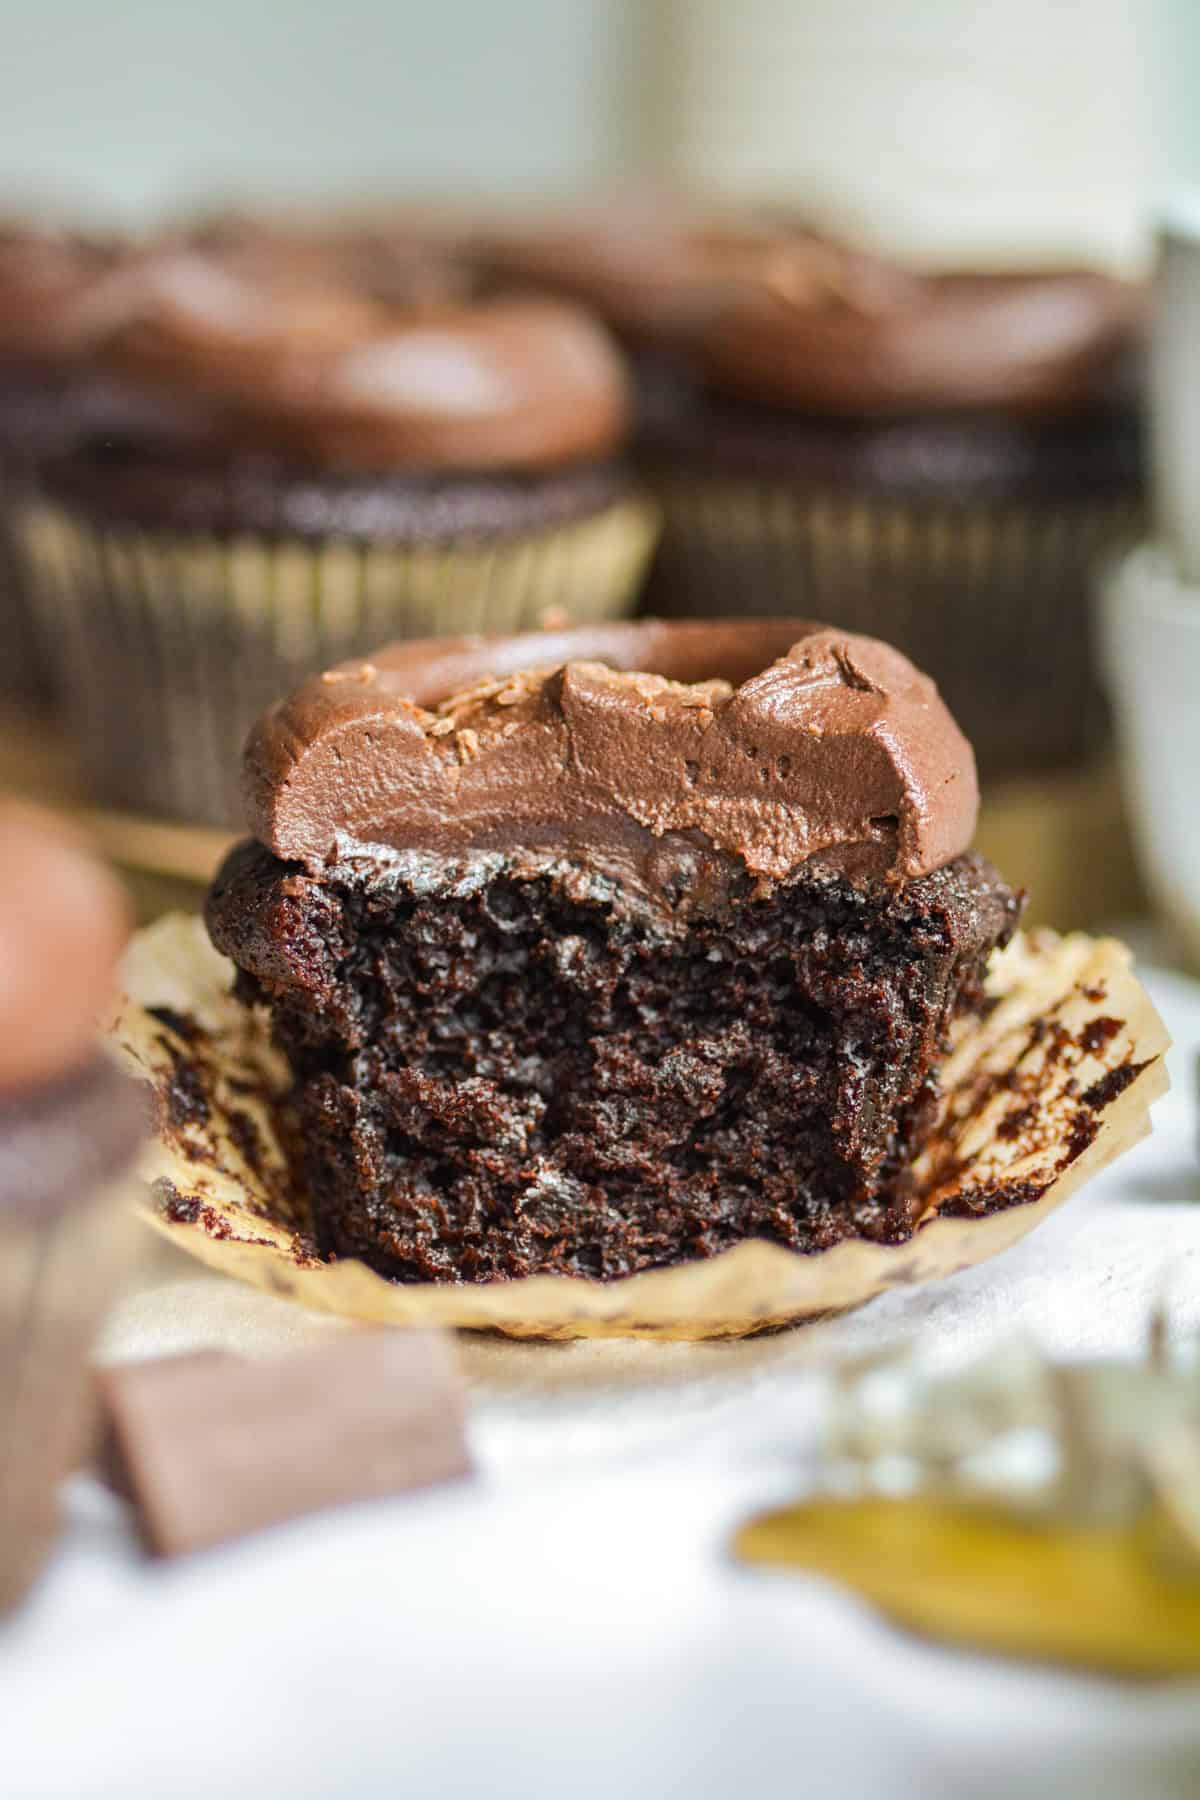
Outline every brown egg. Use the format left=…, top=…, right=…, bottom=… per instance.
left=0, top=801, right=130, bottom=1092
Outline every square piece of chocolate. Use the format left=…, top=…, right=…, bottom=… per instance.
left=98, top=1329, right=469, bottom=1556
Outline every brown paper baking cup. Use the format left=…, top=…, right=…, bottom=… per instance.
left=18, top=494, right=659, bottom=827
left=0, top=474, right=52, bottom=709
left=109, top=916, right=1169, bottom=1341
left=0, top=1181, right=138, bottom=1609
left=645, top=478, right=1140, bottom=777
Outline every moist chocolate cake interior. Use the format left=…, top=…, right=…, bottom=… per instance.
left=208, top=843, right=1017, bottom=1280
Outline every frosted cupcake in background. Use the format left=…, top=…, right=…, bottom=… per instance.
left=471, top=192, right=805, bottom=420
left=639, top=243, right=1145, bottom=781
left=23, top=242, right=656, bottom=827
left=0, top=801, right=144, bottom=1610
left=0, top=225, right=127, bottom=707
left=473, top=193, right=785, bottom=340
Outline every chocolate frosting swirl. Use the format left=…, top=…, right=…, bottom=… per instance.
left=703, top=263, right=1144, bottom=418
left=245, top=619, right=977, bottom=890
left=78, top=249, right=631, bottom=471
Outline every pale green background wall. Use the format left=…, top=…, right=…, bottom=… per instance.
left=0, top=0, right=1197, bottom=223
left=0, top=0, right=642, bottom=218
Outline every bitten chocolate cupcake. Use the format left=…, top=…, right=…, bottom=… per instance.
left=205, top=619, right=1020, bottom=1283
left=640, top=253, right=1145, bottom=778
left=0, top=801, right=144, bottom=1609
left=24, top=246, right=656, bottom=826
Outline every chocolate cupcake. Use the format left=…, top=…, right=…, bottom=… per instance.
left=0, top=801, right=144, bottom=1609
left=24, top=246, right=657, bottom=826
left=205, top=619, right=1020, bottom=1283
left=0, top=225, right=127, bottom=706
left=640, top=252, right=1145, bottom=778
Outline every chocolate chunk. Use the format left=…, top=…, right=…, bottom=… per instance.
left=97, top=1330, right=469, bottom=1556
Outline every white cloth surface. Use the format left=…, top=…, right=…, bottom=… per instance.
left=2, top=959, right=1199, bottom=1799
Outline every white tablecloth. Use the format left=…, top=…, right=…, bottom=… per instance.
left=3, top=957, right=1199, bottom=1799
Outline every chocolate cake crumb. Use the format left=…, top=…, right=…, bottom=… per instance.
left=942, top=1176, right=1049, bottom=1219
left=154, top=1177, right=202, bottom=1224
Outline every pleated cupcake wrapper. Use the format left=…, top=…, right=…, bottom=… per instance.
left=646, top=478, right=1142, bottom=772
left=0, top=1181, right=139, bottom=1611
left=0, top=471, right=52, bottom=708
left=18, top=495, right=659, bottom=827
left=109, top=916, right=1168, bottom=1342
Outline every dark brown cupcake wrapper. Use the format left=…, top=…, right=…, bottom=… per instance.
left=643, top=477, right=1142, bottom=777
left=19, top=497, right=660, bottom=827
left=0, top=1181, right=139, bottom=1611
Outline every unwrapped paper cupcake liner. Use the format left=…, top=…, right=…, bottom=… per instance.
left=18, top=495, right=659, bottom=827
left=0, top=1180, right=139, bottom=1609
left=108, top=917, right=1169, bottom=1342
left=644, top=478, right=1141, bottom=776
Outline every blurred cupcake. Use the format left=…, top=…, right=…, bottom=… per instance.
left=640, top=245, right=1145, bottom=779
left=474, top=193, right=787, bottom=343
left=24, top=246, right=656, bottom=825
left=472, top=192, right=802, bottom=420
left=0, top=225, right=126, bottom=707
left=0, top=801, right=143, bottom=1610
